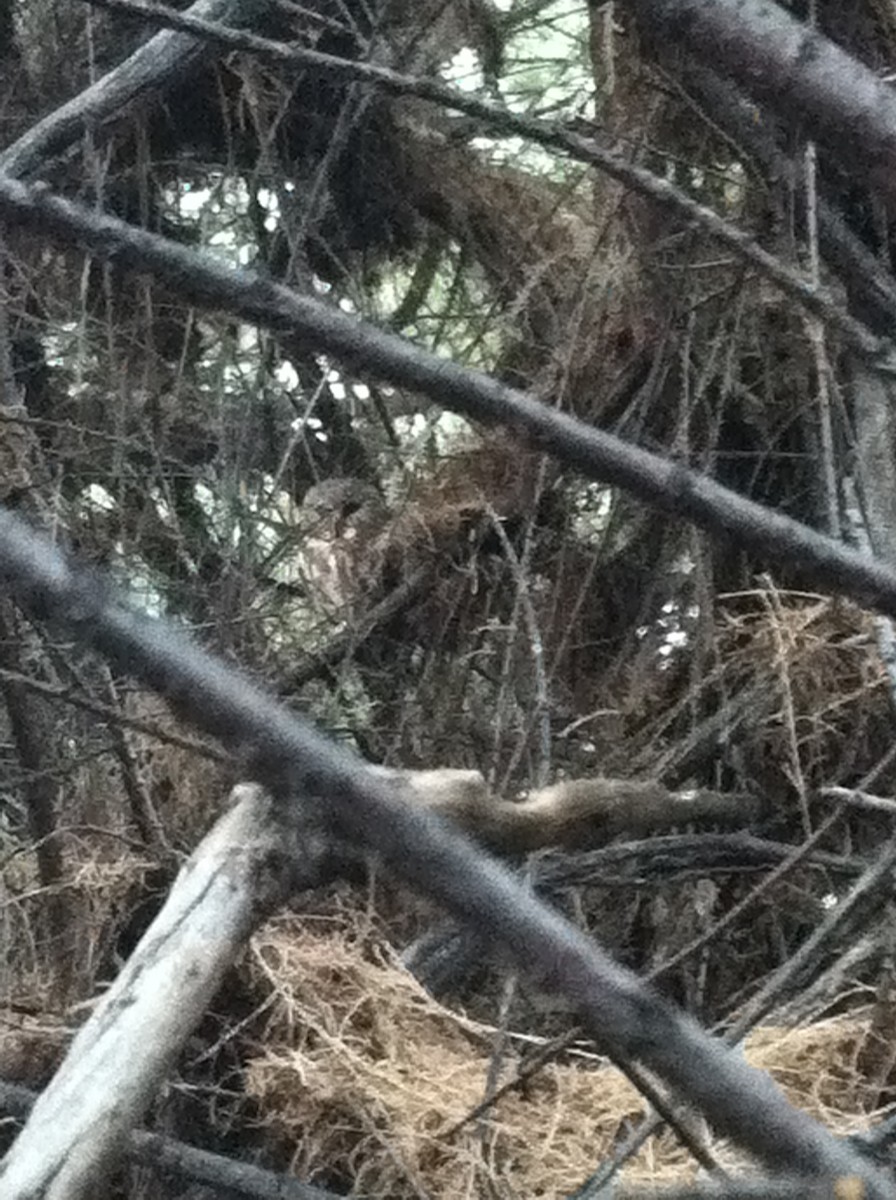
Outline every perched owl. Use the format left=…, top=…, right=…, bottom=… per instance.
left=299, top=478, right=389, bottom=617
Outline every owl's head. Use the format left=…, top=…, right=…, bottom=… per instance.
left=301, top=478, right=386, bottom=536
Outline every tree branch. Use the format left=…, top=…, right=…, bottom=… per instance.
left=0, top=783, right=335, bottom=1197
left=665, top=54, right=896, bottom=335
left=0, top=1079, right=336, bottom=1200
left=0, top=174, right=895, bottom=617
left=78, top=0, right=892, bottom=362
left=0, top=507, right=888, bottom=1191
left=0, top=0, right=260, bottom=179
left=628, top=0, right=896, bottom=202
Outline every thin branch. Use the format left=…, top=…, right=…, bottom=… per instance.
left=448, top=816, right=850, bottom=1144
left=759, top=580, right=812, bottom=838
left=597, top=1179, right=882, bottom=1199
left=822, top=786, right=896, bottom=817
left=487, top=494, right=552, bottom=791
left=77, top=0, right=893, bottom=363
left=285, top=567, right=429, bottom=691
left=842, top=469, right=896, bottom=706
left=609, top=1058, right=725, bottom=1179
left=0, top=507, right=886, bottom=1189
left=0, top=666, right=226, bottom=761
left=800, top=0, right=841, bottom=544
left=575, top=750, right=896, bottom=1193
left=726, top=834, right=896, bottom=1039
left=1, top=176, right=896, bottom=619
left=640, top=809, right=846, bottom=982
left=629, top=0, right=896, bottom=203
left=0, top=612, right=68, bottom=952
left=669, top=55, right=896, bottom=336
left=0, top=0, right=256, bottom=179
left=0, top=1079, right=337, bottom=1200
left=538, top=831, right=861, bottom=890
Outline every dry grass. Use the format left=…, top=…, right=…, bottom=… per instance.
left=244, top=910, right=891, bottom=1197
left=5, top=595, right=896, bottom=1194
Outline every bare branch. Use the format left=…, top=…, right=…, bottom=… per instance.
left=286, top=567, right=429, bottom=690
left=415, top=817, right=853, bottom=1137
left=0, top=0, right=255, bottom=179
left=666, top=56, right=896, bottom=333
left=0, top=507, right=888, bottom=1190
left=629, top=0, right=896, bottom=202
left=377, top=766, right=760, bottom=854
left=602, top=1179, right=879, bottom=1199
left=0, top=175, right=895, bottom=618
left=822, top=786, right=896, bottom=817
left=76, top=0, right=892, bottom=362
left=726, top=832, right=896, bottom=1039
left=0, top=783, right=333, bottom=1197
left=0, top=1079, right=337, bottom=1200
left=0, top=666, right=225, bottom=761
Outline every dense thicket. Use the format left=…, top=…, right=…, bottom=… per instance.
left=4, top=1, right=896, bottom=1195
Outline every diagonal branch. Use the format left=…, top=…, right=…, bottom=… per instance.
left=77, top=0, right=891, bottom=362
left=1, top=174, right=896, bottom=616
left=666, top=55, right=896, bottom=335
left=0, top=507, right=889, bottom=1191
left=0, top=783, right=336, bottom=1196
left=0, top=0, right=259, bottom=179
left=627, top=0, right=896, bottom=202
left=286, top=567, right=429, bottom=690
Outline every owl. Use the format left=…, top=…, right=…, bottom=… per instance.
left=298, top=478, right=389, bottom=618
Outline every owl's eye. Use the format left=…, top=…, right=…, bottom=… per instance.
left=341, top=499, right=363, bottom=518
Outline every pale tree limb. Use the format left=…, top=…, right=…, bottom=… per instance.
left=1, top=176, right=896, bottom=617
left=0, top=782, right=335, bottom=1199
left=374, top=766, right=759, bottom=854
left=843, top=360, right=896, bottom=705
left=822, top=786, right=896, bottom=817
left=0, top=509, right=888, bottom=1192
